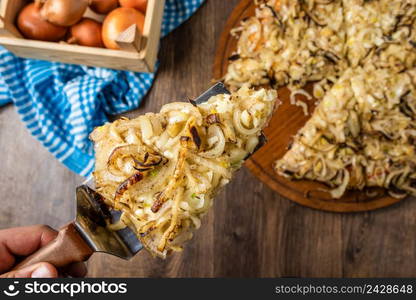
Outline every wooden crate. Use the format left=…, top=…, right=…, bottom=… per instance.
left=0, top=0, right=165, bottom=72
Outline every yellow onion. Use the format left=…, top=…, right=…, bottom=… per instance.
left=89, top=0, right=119, bottom=15
left=40, top=0, right=89, bottom=27
left=102, top=7, right=145, bottom=50
left=17, top=3, right=67, bottom=42
left=68, top=18, right=104, bottom=48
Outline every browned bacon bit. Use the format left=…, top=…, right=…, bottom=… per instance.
left=133, top=153, right=163, bottom=168
left=151, top=192, right=166, bottom=213
left=190, top=126, right=201, bottom=149
left=114, top=172, right=144, bottom=206
left=206, top=113, right=220, bottom=124
left=228, top=54, right=240, bottom=61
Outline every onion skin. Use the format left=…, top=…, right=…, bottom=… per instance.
left=89, top=0, right=119, bottom=15
left=40, top=0, right=89, bottom=27
left=102, top=7, right=145, bottom=50
left=69, top=18, right=104, bottom=48
left=17, top=3, right=68, bottom=42
left=119, top=0, right=148, bottom=14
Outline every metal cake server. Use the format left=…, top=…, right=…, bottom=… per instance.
left=12, top=83, right=266, bottom=270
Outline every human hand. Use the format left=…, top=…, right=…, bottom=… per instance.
left=0, top=225, right=87, bottom=278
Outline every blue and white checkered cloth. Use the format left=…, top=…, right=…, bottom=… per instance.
left=0, top=0, right=205, bottom=176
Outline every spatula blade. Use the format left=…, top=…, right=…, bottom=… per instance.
left=193, top=82, right=231, bottom=105
left=75, top=185, right=142, bottom=260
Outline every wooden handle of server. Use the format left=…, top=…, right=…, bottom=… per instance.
left=12, top=223, right=93, bottom=271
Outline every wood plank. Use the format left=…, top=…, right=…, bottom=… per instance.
left=0, top=105, right=81, bottom=230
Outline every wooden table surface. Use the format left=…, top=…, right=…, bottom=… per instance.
left=1, top=0, right=416, bottom=278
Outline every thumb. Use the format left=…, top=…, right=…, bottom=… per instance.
left=1, top=262, right=58, bottom=278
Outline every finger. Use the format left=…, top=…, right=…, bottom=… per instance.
left=0, top=225, right=57, bottom=272
left=62, top=262, right=88, bottom=278
left=0, top=262, right=58, bottom=278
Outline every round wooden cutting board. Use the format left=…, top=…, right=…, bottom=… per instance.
left=213, top=0, right=404, bottom=212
